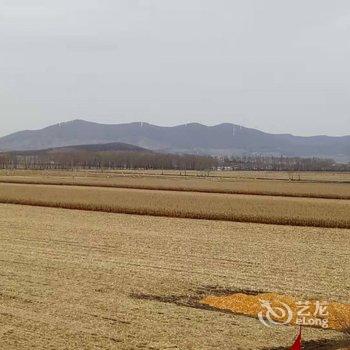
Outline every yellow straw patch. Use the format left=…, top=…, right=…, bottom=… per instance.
left=201, top=292, right=350, bottom=332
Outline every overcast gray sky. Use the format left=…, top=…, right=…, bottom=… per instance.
left=1, top=0, right=349, bottom=137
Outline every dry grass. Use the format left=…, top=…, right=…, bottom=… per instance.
left=1, top=172, right=350, bottom=199
left=0, top=204, right=348, bottom=349
left=0, top=183, right=349, bottom=228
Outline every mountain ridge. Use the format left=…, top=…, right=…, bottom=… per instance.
left=0, top=119, right=349, bottom=161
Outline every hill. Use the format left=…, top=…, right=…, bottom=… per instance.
left=0, top=119, right=349, bottom=161
left=0, top=140, right=216, bottom=171
left=5, top=142, right=151, bottom=155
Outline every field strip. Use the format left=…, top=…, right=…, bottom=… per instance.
left=2, top=169, right=350, bottom=182
left=0, top=176, right=349, bottom=199
left=0, top=183, right=349, bottom=228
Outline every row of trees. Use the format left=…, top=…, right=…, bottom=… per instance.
left=0, top=151, right=218, bottom=171
left=0, top=151, right=349, bottom=172
left=219, top=155, right=350, bottom=171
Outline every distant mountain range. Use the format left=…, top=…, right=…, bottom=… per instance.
left=0, top=119, right=349, bottom=161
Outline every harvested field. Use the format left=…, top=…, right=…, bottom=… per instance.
left=0, top=204, right=349, bottom=349
left=1, top=173, right=350, bottom=199
left=207, top=170, right=350, bottom=183
left=1, top=169, right=350, bottom=183
left=0, top=182, right=349, bottom=228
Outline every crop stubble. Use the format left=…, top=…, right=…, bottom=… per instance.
left=0, top=182, right=349, bottom=228
left=0, top=172, right=350, bottom=199
left=0, top=204, right=349, bottom=349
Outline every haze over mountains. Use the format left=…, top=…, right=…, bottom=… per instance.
left=0, top=119, right=349, bottom=162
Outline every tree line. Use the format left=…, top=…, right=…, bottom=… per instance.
left=0, top=150, right=218, bottom=171
left=0, top=150, right=349, bottom=172
left=219, top=155, right=350, bottom=172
